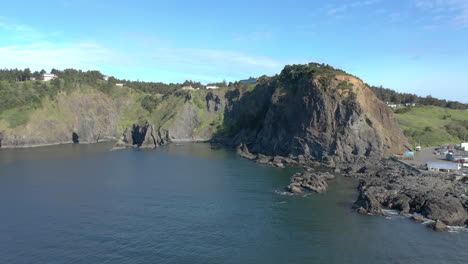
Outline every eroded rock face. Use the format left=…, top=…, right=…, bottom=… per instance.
left=206, top=92, right=225, bottom=113
left=221, top=68, right=409, bottom=164
left=0, top=92, right=121, bottom=148
left=117, top=121, right=171, bottom=149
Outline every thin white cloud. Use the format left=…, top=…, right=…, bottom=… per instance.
left=0, top=18, right=48, bottom=41
left=148, top=47, right=287, bottom=81
left=0, top=20, right=291, bottom=82
left=0, top=17, right=306, bottom=83
left=0, top=41, right=117, bottom=71
left=414, top=0, right=468, bottom=28
left=326, top=0, right=380, bottom=15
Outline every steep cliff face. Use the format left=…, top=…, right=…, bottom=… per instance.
left=115, top=90, right=227, bottom=148
left=220, top=64, right=409, bottom=164
left=0, top=91, right=123, bottom=148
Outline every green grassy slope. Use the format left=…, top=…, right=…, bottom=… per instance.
left=396, top=106, right=468, bottom=147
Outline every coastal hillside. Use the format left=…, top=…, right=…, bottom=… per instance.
left=0, top=69, right=230, bottom=148
left=0, top=63, right=410, bottom=164
left=395, top=106, right=468, bottom=147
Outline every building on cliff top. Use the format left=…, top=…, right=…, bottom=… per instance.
left=239, top=77, right=257, bottom=84
left=42, top=73, right=58, bottom=81
left=385, top=102, right=399, bottom=108
left=181, top=85, right=195, bottom=90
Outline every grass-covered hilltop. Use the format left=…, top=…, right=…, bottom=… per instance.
left=0, top=64, right=466, bottom=150
left=0, top=67, right=252, bottom=148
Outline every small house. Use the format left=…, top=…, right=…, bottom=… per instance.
left=386, top=102, right=398, bottom=108
left=206, top=85, right=220, bottom=89
left=182, top=86, right=194, bottom=90
left=116, top=83, right=124, bottom=87
left=42, top=73, right=58, bottom=81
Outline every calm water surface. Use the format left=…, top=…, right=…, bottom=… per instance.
left=1, top=143, right=468, bottom=264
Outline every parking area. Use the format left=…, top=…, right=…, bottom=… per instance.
left=404, top=147, right=468, bottom=171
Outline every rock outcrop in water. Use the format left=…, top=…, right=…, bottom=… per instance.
left=287, top=171, right=336, bottom=194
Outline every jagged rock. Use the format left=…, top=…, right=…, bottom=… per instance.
left=272, top=156, right=286, bottom=168
left=287, top=171, right=333, bottom=194
left=322, top=172, right=336, bottom=180
left=428, top=220, right=448, bottom=232
left=356, top=207, right=368, bottom=215
left=389, top=195, right=411, bottom=215
left=141, top=124, right=157, bottom=148
left=114, top=122, right=171, bottom=150
left=421, top=197, right=468, bottom=226
left=256, top=154, right=272, bottom=164
left=410, top=214, right=424, bottom=223
left=236, top=144, right=257, bottom=160
left=288, top=184, right=303, bottom=194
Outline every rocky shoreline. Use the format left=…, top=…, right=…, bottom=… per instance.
left=346, top=158, right=468, bottom=231
left=236, top=143, right=468, bottom=232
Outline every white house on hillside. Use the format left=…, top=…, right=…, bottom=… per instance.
left=206, top=85, right=220, bottom=89
left=103, top=76, right=109, bottom=81
left=181, top=85, right=195, bottom=90
left=43, top=73, right=58, bottom=81
left=386, top=102, right=399, bottom=108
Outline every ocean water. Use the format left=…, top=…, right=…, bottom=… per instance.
left=1, top=143, right=468, bottom=264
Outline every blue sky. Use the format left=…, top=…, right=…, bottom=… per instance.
left=1, top=0, right=467, bottom=102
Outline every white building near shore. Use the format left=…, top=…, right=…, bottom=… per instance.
left=461, top=142, right=468, bottom=151
left=427, top=162, right=461, bottom=172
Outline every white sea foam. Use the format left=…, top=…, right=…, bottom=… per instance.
left=273, top=190, right=294, bottom=196
left=382, top=208, right=399, bottom=217
left=447, top=225, right=468, bottom=233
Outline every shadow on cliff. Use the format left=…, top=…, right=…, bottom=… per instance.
left=213, top=83, right=275, bottom=149
left=72, top=132, right=79, bottom=143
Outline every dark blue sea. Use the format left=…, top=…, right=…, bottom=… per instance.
left=1, top=143, right=467, bottom=264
